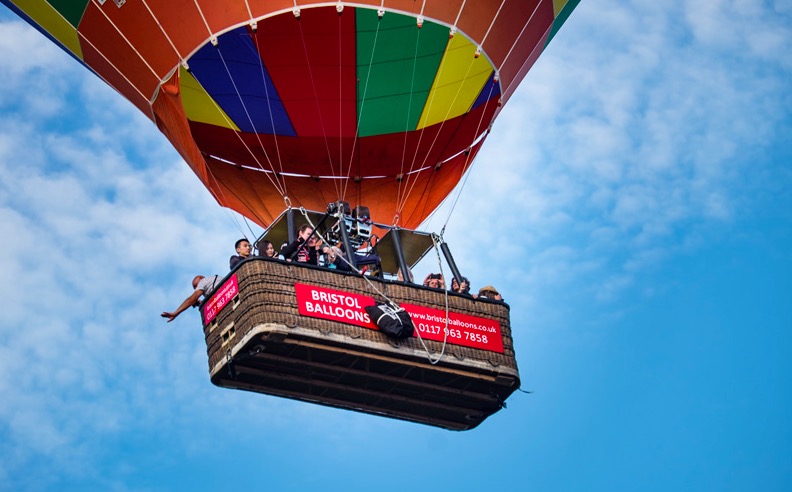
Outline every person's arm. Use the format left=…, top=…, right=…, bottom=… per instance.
left=280, top=239, right=301, bottom=261
left=229, top=255, right=241, bottom=270
left=308, top=246, right=319, bottom=265
left=161, top=289, right=204, bottom=323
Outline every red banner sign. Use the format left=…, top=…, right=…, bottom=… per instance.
left=295, top=283, right=377, bottom=328
left=295, top=283, right=503, bottom=353
left=202, top=274, right=239, bottom=325
left=402, top=302, right=504, bottom=353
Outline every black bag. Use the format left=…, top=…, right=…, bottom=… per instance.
left=365, top=303, right=415, bottom=339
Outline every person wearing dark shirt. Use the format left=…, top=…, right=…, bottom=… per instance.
left=229, top=238, right=252, bottom=269
left=259, top=240, right=277, bottom=258
left=281, top=225, right=319, bottom=265
left=451, top=276, right=471, bottom=295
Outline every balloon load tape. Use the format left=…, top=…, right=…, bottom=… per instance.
left=364, top=303, right=415, bottom=339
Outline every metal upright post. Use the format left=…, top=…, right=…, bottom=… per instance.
left=337, top=214, right=355, bottom=269
left=286, top=208, right=296, bottom=244
left=440, top=241, right=463, bottom=286
left=391, top=228, right=412, bottom=283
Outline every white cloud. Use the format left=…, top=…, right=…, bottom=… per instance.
left=423, top=0, right=792, bottom=306
left=0, top=16, right=279, bottom=482
left=0, top=1, right=790, bottom=487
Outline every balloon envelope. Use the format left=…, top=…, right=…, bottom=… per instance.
left=2, top=0, right=580, bottom=228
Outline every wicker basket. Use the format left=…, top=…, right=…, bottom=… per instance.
left=202, top=258, right=520, bottom=430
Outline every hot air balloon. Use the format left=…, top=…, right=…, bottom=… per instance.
left=2, top=0, right=580, bottom=429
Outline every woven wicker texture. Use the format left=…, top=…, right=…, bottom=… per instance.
left=203, top=258, right=518, bottom=377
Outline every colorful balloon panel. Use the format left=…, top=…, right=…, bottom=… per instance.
left=1, top=0, right=581, bottom=228
left=355, top=9, right=449, bottom=138
left=417, top=33, right=497, bottom=130
left=187, top=26, right=296, bottom=136
left=179, top=66, right=241, bottom=132
left=2, top=0, right=83, bottom=58
left=253, top=8, right=358, bottom=139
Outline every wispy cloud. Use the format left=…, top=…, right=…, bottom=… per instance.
left=0, top=1, right=791, bottom=487
left=426, top=0, right=792, bottom=312
left=0, top=17, right=277, bottom=485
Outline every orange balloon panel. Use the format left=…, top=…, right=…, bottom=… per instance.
left=3, top=0, right=580, bottom=227
left=201, top=141, right=484, bottom=230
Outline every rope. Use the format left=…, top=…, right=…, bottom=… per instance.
left=192, top=0, right=216, bottom=45
left=75, top=33, right=151, bottom=112
left=90, top=0, right=162, bottom=81
left=214, top=45, right=287, bottom=195
left=452, top=0, right=467, bottom=28
left=410, top=233, right=451, bottom=365
left=85, top=3, right=273, bottom=243
left=201, top=159, right=270, bottom=233
left=140, top=0, right=184, bottom=61
left=396, top=20, right=425, bottom=220
left=296, top=15, right=342, bottom=199
left=298, top=208, right=449, bottom=364
left=242, top=216, right=258, bottom=244
left=497, top=0, right=543, bottom=73
left=395, top=33, right=483, bottom=215
left=341, top=10, right=384, bottom=201
left=251, top=30, right=289, bottom=196
left=479, top=0, right=507, bottom=50
left=437, top=80, right=498, bottom=230
left=179, top=37, right=288, bottom=199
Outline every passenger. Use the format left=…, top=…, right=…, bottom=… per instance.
left=423, top=273, right=445, bottom=289
left=229, top=238, right=252, bottom=269
left=322, top=244, right=338, bottom=269
left=322, top=245, right=352, bottom=271
left=477, top=285, right=503, bottom=301
left=280, top=224, right=319, bottom=265
left=397, top=268, right=414, bottom=283
left=259, top=240, right=277, bottom=259
left=451, top=276, right=471, bottom=295
left=161, top=275, right=221, bottom=322
left=278, top=241, right=289, bottom=259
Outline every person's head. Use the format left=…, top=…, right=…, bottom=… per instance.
left=452, top=276, right=470, bottom=294
left=478, top=285, right=501, bottom=300
left=235, top=238, right=251, bottom=257
left=397, top=269, right=414, bottom=283
left=425, top=273, right=442, bottom=288
left=297, top=224, right=315, bottom=244
left=192, top=275, right=205, bottom=289
left=260, top=240, right=276, bottom=257
left=324, top=245, right=341, bottom=262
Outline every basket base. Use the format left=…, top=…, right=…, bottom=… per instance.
left=210, top=324, right=519, bottom=430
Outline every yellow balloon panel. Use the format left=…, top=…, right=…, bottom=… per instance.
left=417, top=34, right=493, bottom=131
left=178, top=66, right=240, bottom=132
left=553, top=0, right=570, bottom=17
left=8, top=0, right=82, bottom=58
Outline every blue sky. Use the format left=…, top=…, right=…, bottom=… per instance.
left=1, top=1, right=790, bottom=491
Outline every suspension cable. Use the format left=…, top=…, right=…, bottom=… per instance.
left=214, top=47, right=287, bottom=196
left=396, top=19, right=425, bottom=219
left=439, top=82, right=497, bottom=230
left=296, top=14, right=343, bottom=200
left=341, top=10, right=384, bottom=201
left=298, top=208, right=449, bottom=364
left=396, top=37, right=482, bottom=215
left=251, top=30, right=288, bottom=197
